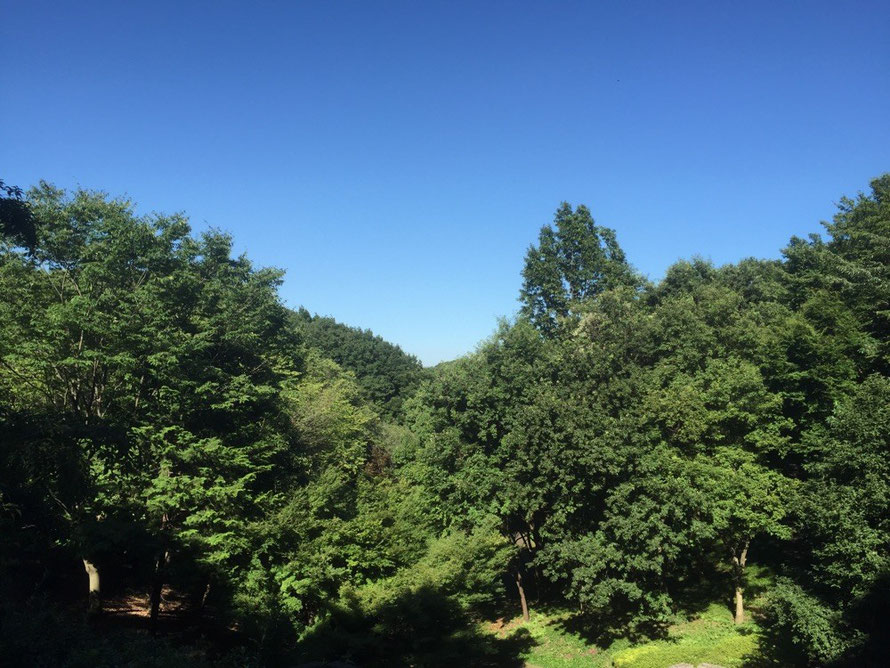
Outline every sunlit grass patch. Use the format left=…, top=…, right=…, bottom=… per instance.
left=487, top=608, right=606, bottom=667
left=486, top=602, right=762, bottom=668
left=611, top=605, right=758, bottom=668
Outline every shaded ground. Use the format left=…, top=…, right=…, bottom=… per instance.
left=295, top=585, right=537, bottom=666
left=91, top=586, right=244, bottom=656
left=102, top=587, right=186, bottom=622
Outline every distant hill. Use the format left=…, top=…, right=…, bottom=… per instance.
left=292, top=308, right=424, bottom=419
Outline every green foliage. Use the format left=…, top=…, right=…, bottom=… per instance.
left=291, top=517, right=525, bottom=665
left=520, top=203, right=642, bottom=334
left=699, top=447, right=793, bottom=548
left=3, top=173, right=889, bottom=666
left=0, top=179, right=36, bottom=251
left=543, top=448, right=714, bottom=634
left=293, top=308, right=424, bottom=419
left=796, top=375, right=890, bottom=601
left=760, top=579, right=856, bottom=665
left=0, top=183, right=303, bottom=636
left=354, top=518, right=517, bottom=615
left=762, top=375, right=890, bottom=665
left=299, top=585, right=534, bottom=667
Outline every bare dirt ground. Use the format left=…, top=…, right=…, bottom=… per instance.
left=103, top=586, right=188, bottom=620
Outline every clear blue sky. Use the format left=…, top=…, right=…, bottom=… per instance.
left=3, top=1, right=888, bottom=365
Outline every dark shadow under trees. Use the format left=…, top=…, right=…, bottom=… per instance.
left=294, top=585, right=535, bottom=667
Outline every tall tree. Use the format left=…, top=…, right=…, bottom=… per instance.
left=520, top=203, right=641, bottom=334
left=0, top=183, right=300, bottom=620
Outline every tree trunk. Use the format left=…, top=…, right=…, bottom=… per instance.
left=191, top=581, right=211, bottom=622
left=149, top=549, right=169, bottom=635
left=200, top=581, right=211, bottom=610
left=82, top=558, right=101, bottom=616
left=514, top=570, right=530, bottom=621
left=734, top=584, right=745, bottom=624
left=732, top=540, right=749, bottom=625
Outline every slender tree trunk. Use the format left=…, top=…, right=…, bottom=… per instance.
left=149, top=549, right=168, bottom=635
left=200, top=581, right=211, bottom=610
left=517, top=529, right=542, bottom=603
left=191, top=580, right=211, bottom=622
left=83, top=558, right=101, bottom=616
left=734, top=585, right=744, bottom=624
left=149, top=512, right=170, bottom=635
left=732, top=541, right=749, bottom=625
left=514, top=570, right=530, bottom=621
left=531, top=525, right=544, bottom=603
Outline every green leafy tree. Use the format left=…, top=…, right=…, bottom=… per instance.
left=0, top=183, right=300, bottom=624
left=0, top=179, right=36, bottom=250
left=546, top=447, right=715, bottom=635
left=697, top=448, right=792, bottom=624
left=783, top=174, right=888, bottom=375
left=520, top=203, right=641, bottom=334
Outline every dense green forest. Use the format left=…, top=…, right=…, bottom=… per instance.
left=292, top=308, right=425, bottom=420
left=1, top=175, right=888, bottom=667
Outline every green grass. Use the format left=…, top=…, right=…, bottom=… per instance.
left=610, top=604, right=759, bottom=668
left=486, top=602, right=763, bottom=668
left=486, top=609, right=599, bottom=667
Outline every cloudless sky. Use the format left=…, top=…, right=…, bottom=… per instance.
left=3, top=1, right=889, bottom=364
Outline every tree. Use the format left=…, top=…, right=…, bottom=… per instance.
left=783, top=174, right=889, bottom=374
left=763, top=375, right=890, bottom=664
left=400, top=321, right=558, bottom=620
left=698, top=449, right=792, bottom=624
left=546, top=447, right=715, bottom=635
left=520, top=203, right=641, bottom=334
left=0, top=179, right=36, bottom=251
left=0, top=183, right=300, bottom=622
left=799, top=375, right=890, bottom=601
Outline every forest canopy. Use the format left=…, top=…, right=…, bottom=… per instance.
left=1, top=175, right=888, bottom=666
